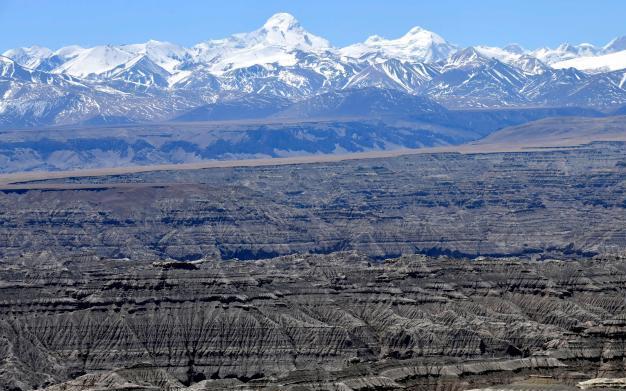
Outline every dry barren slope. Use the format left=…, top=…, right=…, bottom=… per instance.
left=0, top=142, right=624, bottom=261
left=3, top=252, right=626, bottom=391
left=475, top=116, right=626, bottom=148
left=1, top=115, right=625, bottom=189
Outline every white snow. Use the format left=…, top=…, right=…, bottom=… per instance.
left=444, top=48, right=486, bottom=69
left=2, top=12, right=626, bottom=87
left=0, top=56, right=17, bottom=77
left=167, top=70, right=192, bottom=87
left=340, top=26, right=456, bottom=63
left=553, top=50, right=626, bottom=73
left=2, top=45, right=52, bottom=69
left=53, top=45, right=86, bottom=59
left=121, top=40, right=188, bottom=73
left=532, top=43, right=600, bottom=65
left=192, top=13, right=331, bottom=74
left=52, top=45, right=137, bottom=78
left=474, top=46, right=523, bottom=64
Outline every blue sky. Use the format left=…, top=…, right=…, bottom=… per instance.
left=2, top=0, right=625, bottom=51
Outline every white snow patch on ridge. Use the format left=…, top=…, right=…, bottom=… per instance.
left=340, top=26, right=456, bottom=63
left=553, top=50, right=626, bottom=73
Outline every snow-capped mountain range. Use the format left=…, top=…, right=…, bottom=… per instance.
left=2, top=12, right=626, bottom=128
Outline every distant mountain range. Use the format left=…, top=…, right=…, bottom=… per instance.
left=1, top=12, right=626, bottom=129
left=0, top=88, right=611, bottom=173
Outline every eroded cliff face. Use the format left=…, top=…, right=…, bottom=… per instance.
left=2, top=252, right=626, bottom=390
left=1, top=142, right=626, bottom=263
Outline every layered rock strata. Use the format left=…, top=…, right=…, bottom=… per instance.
left=2, top=252, right=626, bottom=390
left=1, top=142, right=625, bottom=262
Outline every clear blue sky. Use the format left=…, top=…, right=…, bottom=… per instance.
left=2, top=0, right=625, bottom=52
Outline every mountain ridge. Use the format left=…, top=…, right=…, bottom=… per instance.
left=5, top=13, right=625, bottom=77
left=1, top=13, right=626, bottom=128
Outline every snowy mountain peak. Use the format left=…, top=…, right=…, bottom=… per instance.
left=117, top=54, right=164, bottom=72
left=341, top=26, right=456, bottom=63
left=533, top=42, right=600, bottom=65
left=121, top=40, right=188, bottom=73
left=576, top=43, right=600, bottom=56
left=52, top=45, right=137, bottom=78
left=553, top=50, right=626, bottom=73
left=3, top=45, right=53, bottom=69
left=447, top=47, right=487, bottom=67
left=556, top=43, right=576, bottom=53
left=475, top=45, right=521, bottom=64
left=401, top=26, right=447, bottom=45
left=54, top=45, right=86, bottom=57
left=502, top=44, right=526, bottom=55
left=254, top=13, right=330, bottom=50
left=190, top=13, right=331, bottom=74
left=515, top=54, right=549, bottom=75
left=262, top=12, right=301, bottom=31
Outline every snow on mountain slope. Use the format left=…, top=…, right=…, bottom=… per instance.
left=620, top=71, right=626, bottom=89
left=0, top=55, right=85, bottom=87
left=514, top=55, right=550, bottom=75
left=102, top=55, right=172, bottom=90
left=426, top=48, right=531, bottom=108
left=4, top=13, right=625, bottom=80
left=442, top=47, right=489, bottom=69
left=2, top=12, right=626, bottom=129
left=343, top=59, right=439, bottom=93
left=2, top=46, right=53, bottom=69
left=532, top=43, right=600, bottom=65
left=470, top=44, right=548, bottom=75
left=52, top=45, right=138, bottom=78
left=340, top=26, right=456, bottom=63
left=121, top=40, right=189, bottom=73
left=474, top=45, right=524, bottom=64
left=553, top=50, right=626, bottom=73
left=0, top=56, right=32, bottom=80
left=192, top=13, right=331, bottom=74
left=50, top=45, right=90, bottom=66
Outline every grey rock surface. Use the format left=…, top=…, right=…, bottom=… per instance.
left=1, top=142, right=625, bottom=261
left=3, top=252, right=626, bottom=390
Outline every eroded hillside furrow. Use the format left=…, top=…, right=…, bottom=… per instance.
left=2, top=253, right=626, bottom=390
left=1, top=143, right=625, bottom=262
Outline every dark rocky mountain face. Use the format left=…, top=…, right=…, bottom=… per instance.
left=3, top=251, right=626, bottom=391
left=272, top=87, right=448, bottom=119
left=173, top=94, right=293, bottom=121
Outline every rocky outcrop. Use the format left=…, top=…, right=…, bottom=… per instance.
left=2, top=252, right=626, bottom=390
left=578, top=377, right=626, bottom=389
